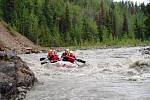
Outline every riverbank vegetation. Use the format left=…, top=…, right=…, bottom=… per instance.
left=0, top=0, right=149, bottom=47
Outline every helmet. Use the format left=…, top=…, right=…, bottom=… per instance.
left=66, top=49, right=70, bottom=52
left=49, top=49, right=52, bottom=52
left=70, top=50, right=73, bottom=54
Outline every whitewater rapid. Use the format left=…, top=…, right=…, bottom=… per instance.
left=19, top=47, right=150, bottom=100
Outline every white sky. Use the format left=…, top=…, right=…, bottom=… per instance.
left=113, top=0, right=149, bottom=4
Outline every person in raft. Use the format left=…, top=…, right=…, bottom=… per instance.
left=67, top=51, right=76, bottom=63
left=61, top=49, right=76, bottom=63
left=47, top=49, right=60, bottom=63
left=61, top=49, right=70, bottom=61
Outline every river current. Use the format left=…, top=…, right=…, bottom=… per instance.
left=19, top=47, right=150, bottom=100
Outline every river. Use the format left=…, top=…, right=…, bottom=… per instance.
left=19, top=46, right=150, bottom=100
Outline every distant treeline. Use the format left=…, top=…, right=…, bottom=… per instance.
left=0, top=0, right=149, bottom=47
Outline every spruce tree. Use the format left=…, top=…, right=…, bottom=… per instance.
left=3, top=0, right=15, bottom=22
left=134, top=19, right=143, bottom=41
left=122, top=13, right=129, bottom=35
left=144, top=3, right=150, bottom=40
left=97, top=0, right=105, bottom=42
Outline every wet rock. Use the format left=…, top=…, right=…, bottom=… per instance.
left=0, top=50, right=36, bottom=100
left=39, top=50, right=47, bottom=53
left=16, top=86, right=28, bottom=100
left=129, top=61, right=150, bottom=68
left=24, top=47, right=40, bottom=54
left=129, top=60, right=150, bottom=73
left=140, top=47, right=150, bottom=55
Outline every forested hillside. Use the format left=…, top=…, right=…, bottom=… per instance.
left=0, top=0, right=149, bottom=47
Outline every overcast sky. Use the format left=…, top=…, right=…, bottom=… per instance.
left=113, top=0, right=149, bottom=4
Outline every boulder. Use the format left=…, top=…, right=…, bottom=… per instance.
left=140, top=47, right=150, bottom=55
left=0, top=50, right=37, bottom=100
left=129, top=60, right=150, bottom=73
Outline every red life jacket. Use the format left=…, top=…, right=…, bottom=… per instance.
left=51, top=54, right=60, bottom=63
left=62, top=52, right=68, bottom=57
left=61, top=52, right=69, bottom=61
left=48, top=51, right=52, bottom=58
left=68, top=55, right=75, bottom=63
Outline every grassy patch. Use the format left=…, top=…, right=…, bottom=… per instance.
left=59, top=39, right=150, bottom=51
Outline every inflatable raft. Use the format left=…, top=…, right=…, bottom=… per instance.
left=51, top=61, right=77, bottom=68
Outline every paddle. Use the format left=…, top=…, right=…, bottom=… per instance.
left=40, top=57, right=50, bottom=65
left=74, top=50, right=86, bottom=63
left=41, top=58, right=59, bottom=65
left=40, top=57, right=46, bottom=61
left=41, top=61, right=48, bottom=65
left=75, top=58, right=86, bottom=63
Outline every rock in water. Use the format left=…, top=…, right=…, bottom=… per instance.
left=140, top=47, right=150, bottom=55
left=0, top=50, right=37, bottom=100
left=129, top=60, right=150, bottom=73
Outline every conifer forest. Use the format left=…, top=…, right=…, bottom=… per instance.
left=0, top=0, right=150, bottom=47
